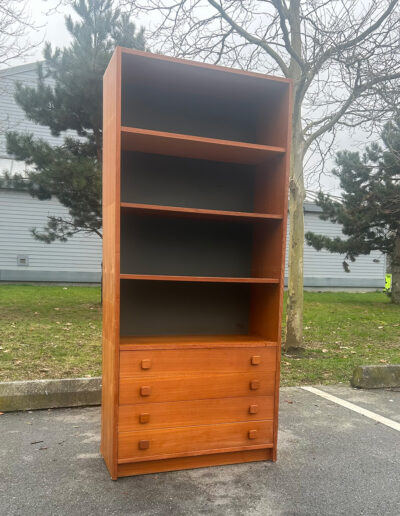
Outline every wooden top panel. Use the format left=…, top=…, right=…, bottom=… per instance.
left=121, top=127, right=285, bottom=165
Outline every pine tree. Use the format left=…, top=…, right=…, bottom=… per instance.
left=306, top=120, right=400, bottom=304
left=3, top=0, right=145, bottom=242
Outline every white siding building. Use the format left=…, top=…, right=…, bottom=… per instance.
left=0, top=63, right=64, bottom=164
left=0, top=188, right=102, bottom=282
left=296, top=203, right=385, bottom=288
left=0, top=62, right=386, bottom=287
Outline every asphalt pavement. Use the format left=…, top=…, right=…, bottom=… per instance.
left=1, top=385, right=399, bottom=516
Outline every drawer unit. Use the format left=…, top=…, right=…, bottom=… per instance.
left=118, top=420, right=274, bottom=462
left=119, top=371, right=275, bottom=405
left=118, top=396, right=274, bottom=431
left=119, top=347, right=277, bottom=377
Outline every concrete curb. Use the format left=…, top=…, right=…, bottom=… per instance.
left=351, top=365, right=400, bottom=389
left=0, top=377, right=101, bottom=412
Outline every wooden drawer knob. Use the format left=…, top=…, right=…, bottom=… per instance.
left=141, top=359, right=152, bottom=370
left=250, top=380, right=260, bottom=390
left=140, top=385, right=152, bottom=397
left=139, top=413, right=150, bottom=424
left=138, top=440, right=150, bottom=450
left=248, top=430, right=258, bottom=440
left=249, top=404, right=258, bottom=414
left=251, top=355, right=261, bottom=365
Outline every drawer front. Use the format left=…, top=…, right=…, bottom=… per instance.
left=120, top=347, right=276, bottom=377
left=118, top=420, right=273, bottom=461
left=119, top=372, right=275, bottom=404
left=119, top=396, right=274, bottom=431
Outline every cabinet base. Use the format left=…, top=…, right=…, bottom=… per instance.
left=116, top=447, right=273, bottom=478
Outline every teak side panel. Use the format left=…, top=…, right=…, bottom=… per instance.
left=101, top=48, right=121, bottom=480
left=119, top=371, right=275, bottom=405
left=118, top=396, right=274, bottom=431
left=118, top=420, right=274, bottom=461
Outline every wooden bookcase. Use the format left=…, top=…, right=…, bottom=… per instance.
left=101, top=47, right=292, bottom=479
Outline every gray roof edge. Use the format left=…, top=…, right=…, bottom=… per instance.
left=304, top=202, right=323, bottom=213
left=0, top=61, right=43, bottom=78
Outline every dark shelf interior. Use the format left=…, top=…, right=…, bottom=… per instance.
left=120, top=280, right=251, bottom=336
left=121, top=151, right=256, bottom=212
left=120, top=212, right=254, bottom=277
left=121, top=52, right=289, bottom=147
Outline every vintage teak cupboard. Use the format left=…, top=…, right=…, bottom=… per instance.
left=101, top=47, right=292, bottom=479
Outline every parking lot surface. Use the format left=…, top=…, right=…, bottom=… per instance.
left=1, top=385, right=399, bottom=516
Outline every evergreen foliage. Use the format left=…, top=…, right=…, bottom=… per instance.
left=4, top=0, right=145, bottom=242
left=306, top=120, right=400, bottom=302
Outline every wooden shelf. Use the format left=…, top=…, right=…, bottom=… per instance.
left=120, top=274, right=280, bottom=284
left=120, top=202, right=283, bottom=222
left=121, top=127, right=285, bottom=165
left=120, top=334, right=277, bottom=350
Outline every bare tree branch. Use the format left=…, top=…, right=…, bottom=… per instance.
left=206, top=0, right=290, bottom=76
left=0, top=1, right=41, bottom=67
left=271, top=0, right=305, bottom=70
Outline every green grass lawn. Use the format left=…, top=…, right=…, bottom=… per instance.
left=0, top=285, right=399, bottom=385
left=0, top=285, right=102, bottom=381
left=282, top=291, right=400, bottom=385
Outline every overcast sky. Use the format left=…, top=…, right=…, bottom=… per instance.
left=9, top=0, right=377, bottom=196
left=18, top=0, right=73, bottom=61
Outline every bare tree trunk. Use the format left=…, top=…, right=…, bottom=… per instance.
left=391, top=232, right=400, bottom=304
left=283, top=0, right=306, bottom=352
left=285, top=120, right=305, bottom=350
